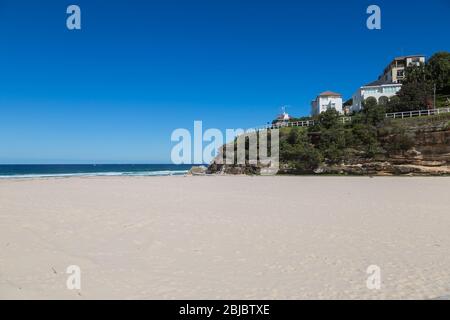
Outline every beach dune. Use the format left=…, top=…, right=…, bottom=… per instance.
left=0, top=176, right=449, bottom=299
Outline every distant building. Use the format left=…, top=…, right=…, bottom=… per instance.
left=343, top=99, right=353, bottom=115
left=311, top=91, right=343, bottom=116
left=379, top=55, right=426, bottom=84
left=351, top=55, right=426, bottom=112
left=342, top=105, right=351, bottom=116
left=274, top=111, right=291, bottom=125
left=351, top=80, right=402, bottom=112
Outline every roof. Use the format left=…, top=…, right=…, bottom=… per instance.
left=363, top=79, right=402, bottom=87
left=319, top=91, right=341, bottom=97
left=276, top=113, right=290, bottom=120
left=393, top=54, right=425, bottom=61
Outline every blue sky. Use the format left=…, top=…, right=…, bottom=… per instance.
left=0, top=0, right=449, bottom=163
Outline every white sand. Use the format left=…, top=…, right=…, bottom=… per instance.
left=0, top=176, right=449, bottom=300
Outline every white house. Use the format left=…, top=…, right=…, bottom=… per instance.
left=351, top=54, right=426, bottom=112
left=351, top=80, right=402, bottom=112
left=311, top=91, right=343, bottom=116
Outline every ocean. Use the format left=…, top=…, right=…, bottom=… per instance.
left=0, top=164, right=193, bottom=179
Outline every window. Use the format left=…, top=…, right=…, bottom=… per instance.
left=407, top=57, right=423, bottom=67
left=383, top=86, right=400, bottom=94
left=364, top=89, right=379, bottom=95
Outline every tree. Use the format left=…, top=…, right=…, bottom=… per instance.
left=284, top=143, right=323, bottom=172
left=280, top=128, right=323, bottom=172
left=391, top=52, right=450, bottom=111
left=378, top=96, right=389, bottom=106
left=317, top=127, right=347, bottom=164
left=386, top=95, right=401, bottom=113
left=317, top=109, right=342, bottom=130
left=396, top=80, right=433, bottom=110
left=362, top=97, right=386, bottom=126
left=388, top=62, right=433, bottom=111
left=403, top=62, right=428, bottom=84
left=286, top=127, right=304, bottom=145
left=364, top=97, right=378, bottom=106
left=350, top=123, right=380, bottom=157
left=427, top=52, right=450, bottom=94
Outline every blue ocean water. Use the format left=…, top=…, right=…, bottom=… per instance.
left=0, top=164, right=193, bottom=178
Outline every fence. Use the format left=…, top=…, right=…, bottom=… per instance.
left=255, top=107, right=450, bottom=131
left=385, top=107, right=450, bottom=119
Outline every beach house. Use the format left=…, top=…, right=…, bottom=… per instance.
left=351, top=80, right=402, bottom=112
left=311, top=91, right=343, bottom=116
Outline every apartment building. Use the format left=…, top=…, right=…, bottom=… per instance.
left=378, top=55, right=426, bottom=84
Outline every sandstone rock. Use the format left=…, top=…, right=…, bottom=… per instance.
left=207, top=115, right=450, bottom=176
left=405, top=148, right=422, bottom=158
left=188, top=166, right=208, bottom=175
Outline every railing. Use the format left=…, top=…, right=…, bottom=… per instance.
left=275, top=120, right=317, bottom=128
left=254, top=107, right=450, bottom=131
left=385, top=107, right=450, bottom=119
left=342, top=117, right=352, bottom=123
left=253, top=120, right=316, bottom=131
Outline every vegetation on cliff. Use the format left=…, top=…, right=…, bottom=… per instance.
left=277, top=109, right=450, bottom=174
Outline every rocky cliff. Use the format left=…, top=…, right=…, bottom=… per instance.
left=207, top=115, right=450, bottom=176
left=318, top=117, right=450, bottom=176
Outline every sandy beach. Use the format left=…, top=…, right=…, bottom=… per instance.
left=0, top=176, right=449, bottom=300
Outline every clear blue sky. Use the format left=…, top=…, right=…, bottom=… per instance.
left=1, top=0, right=449, bottom=164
